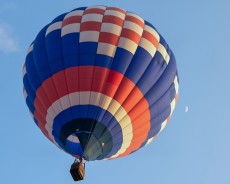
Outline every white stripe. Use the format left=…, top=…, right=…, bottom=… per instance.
left=27, top=44, right=33, bottom=55
left=23, top=88, right=28, bottom=100
left=61, top=23, right=80, bottom=36
left=45, top=91, right=133, bottom=157
left=69, top=92, right=80, bottom=107
left=101, top=23, right=122, bottom=35
left=174, top=76, right=179, bottom=94
left=80, top=31, right=99, bottom=42
left=97, top=43, right=117, bottom=57
left=81, top=14, right=103, bottom=23
left=45, top=123, right=61, bottom=149
left=29, top=111, right=34, bottom=119
left=51, top=100, right=63, bottom=115
left=118, top=37, right=137, bottom=55
left=46, top=22, right=62, bottom=36
left=65, top=10, right=84, bottom=19
left=144, top=25, right=160, bottom=42
left=47, top=107, right=56, bottom=121
left=123, top=21, right=143, bottom=36
left=160, top=76, right=179, bottom=132
left=160, top=118, right=168, bottom=133
left=170, top=99, right=176, bottom=115
left=60, top=95, right=71, bottom=110
left=146, top=137, right=155, bottom=145
left=104, top=10, right=125, bottom=19
left=158, top=43, right=170, bottom=64
left=139, top=37, right=157, bottom=57
left=22, top=65, right=27, bottom=78
left=87, top=6, right=106, bottom=10
left=79, top=91, right=90, bottom=104
left=89, top=92, right=101, bottom=105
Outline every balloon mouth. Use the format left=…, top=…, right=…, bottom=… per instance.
left=59, top=118, right=114, bottom=161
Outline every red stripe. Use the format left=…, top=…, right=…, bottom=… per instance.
left=106, top=7, right=126, bottom=14
left=99, top=32, right=119, bottom=45
left=34, top=98, right=47, bottom=118
left=42, top=80, right=59, bottom=103
left=80, top=22, right=101, bottom=32
left=83, top=8, right=105, bottom=15
left=52, top=72, right=69, bottom=97
left=34, top=111, right=51, bottom=142
left=34, top=66, right=150, bottom=157
left=121, top=28, right=141, bottom=44
left=142, top=30, right=159, bottom=48
left=62, top=16, right=82, bottom=27
left=36, top=87, right=52, bottom=109
left=103, top=15, right=124, bottom=27
left=126, top=15, right=144, bottom=28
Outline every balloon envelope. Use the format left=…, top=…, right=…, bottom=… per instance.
left=23, top=5, right=179, bottom=161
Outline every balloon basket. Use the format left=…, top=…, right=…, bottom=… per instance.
left=70, top=160, right=85, bottom=181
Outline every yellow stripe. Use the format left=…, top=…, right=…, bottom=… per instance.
left=158, top=43, right=170, bottom=64
left=97, top=43, right=117, bottom=58
left=101, top=23, right=122, bottom=35
left=139, top=37, right=157, bottom=57
left=123, top=21, right=143, bottom=36
left=118, top=37, right=137, bottom=55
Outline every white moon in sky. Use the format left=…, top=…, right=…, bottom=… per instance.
left=185, top=106, right=189, bottom=112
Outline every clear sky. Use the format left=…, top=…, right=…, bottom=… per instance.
left=1, top=0, right=230, bottom=183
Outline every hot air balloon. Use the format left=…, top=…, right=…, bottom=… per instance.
left=22, top=5, right=179, bottom=181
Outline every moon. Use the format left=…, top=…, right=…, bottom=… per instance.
left=185, top=106, right=189, bottom=112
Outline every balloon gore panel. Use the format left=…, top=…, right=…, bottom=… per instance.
left=23, top=6, right=179, bottom=161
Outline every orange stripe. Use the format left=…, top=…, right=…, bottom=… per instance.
left=121, top=87, right=145, bottom=112
left=107, top=70, right=123, bottom=86
left=103, top=15, right=124, bottom=27
left=175, top=94, right=179, bottom=103
left=121, top=28, right=141, bottom=44
left=166, top=116, right=171, bottom=126
left=142, top=30, right=159, bottom=48
left=80, top=22, right=101, bottom=32
left=62, top=16, right=82, bottom=27
left=126, top=15, right=144, bottom=28
left=99, top=32, right=119, bottom=45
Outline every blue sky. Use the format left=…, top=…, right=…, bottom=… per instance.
left=1, top=0, right=230, bottom=183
